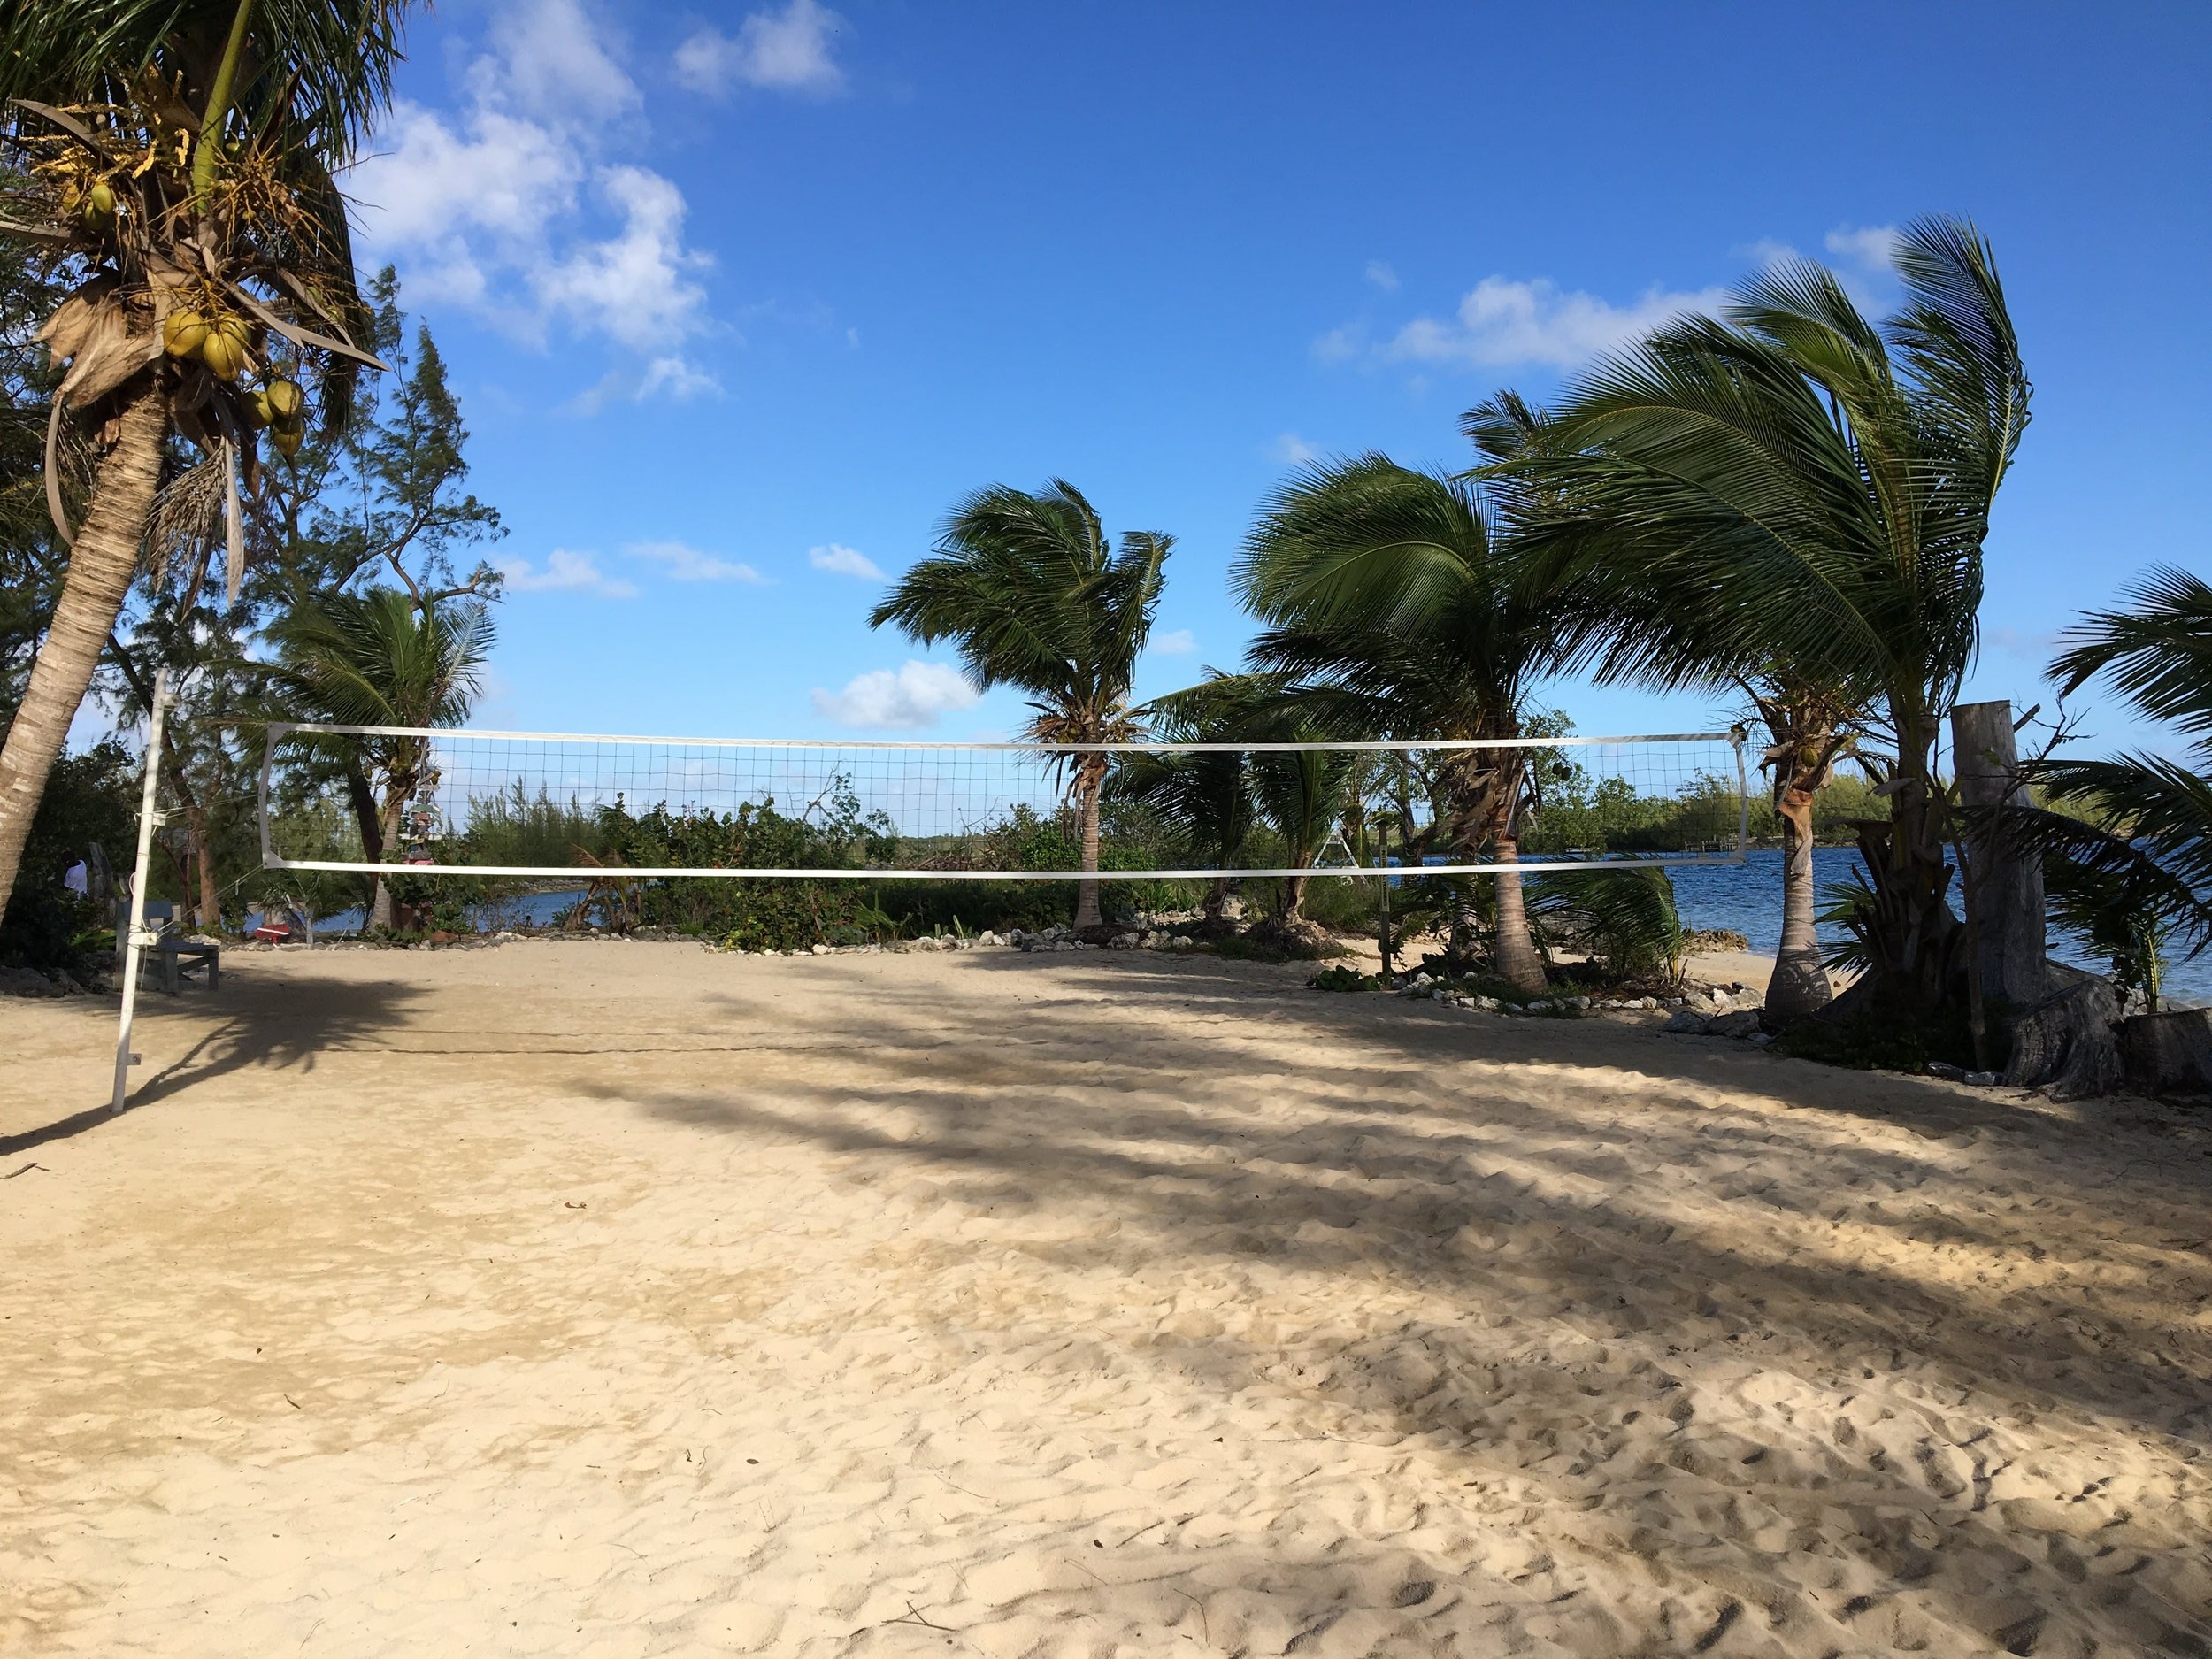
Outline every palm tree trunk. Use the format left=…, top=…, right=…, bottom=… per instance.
left=1073, top=769, right=1103, bottom=929
left=1491, top=833, right=1546, bottom=994
left=1863, top=714, right=1964, bottom=1014
left=371, top=788, right=405, bottom=931
left=1767, top=782, right=1833, bottom=1020
left=194, top=826, right=222, bottom=932
left=0, top=383, right=168, bottom=921
left=1281, top=870, right=1309, bottom=921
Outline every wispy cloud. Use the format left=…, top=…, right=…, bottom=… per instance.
left=812, top=661, right=979, bottom=729
left=1386, top=276, right=1731, bottom=371
left=1825, top=224, right=1900, bottom=272
left=500, top=548, right=638, bottom=597
left=1150, top=628, right=1196, bottom=656
left=676, top=0, right=846, bottom=96
left=808, top=542, right=884, bottom=580
left=627, top=541, right=764, bottom=583
left=1364, top=259, right=1399, bottom=292
left=1271, top=432, right=1321, bottom=466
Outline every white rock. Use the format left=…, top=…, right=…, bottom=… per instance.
left=810, top=942, right=832, bottom=956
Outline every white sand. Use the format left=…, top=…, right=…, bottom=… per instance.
left=3, top=941, right=2208, bottom=1656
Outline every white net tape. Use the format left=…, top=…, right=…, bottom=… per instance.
left=259, top=724, right=1747, bottom=879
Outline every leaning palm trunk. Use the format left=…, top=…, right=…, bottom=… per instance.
left=1768, top=781, right=1832, bottom=1019
left=1448, top=749, right=1545, bottom=994
left=0, top=383, right=168, bottom=915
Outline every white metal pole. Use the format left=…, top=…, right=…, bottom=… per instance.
left=111, top=669, right=170, bottom=1114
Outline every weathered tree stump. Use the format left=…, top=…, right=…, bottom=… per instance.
left=1953, top=700, right=2049, bottom=1012
left=2120, top=1007, right=2212, bottom=1096
left=2002, top=966, right=2124, bottom=1100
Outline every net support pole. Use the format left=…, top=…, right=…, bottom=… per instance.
left=111, top=669, right=170, bottom=1114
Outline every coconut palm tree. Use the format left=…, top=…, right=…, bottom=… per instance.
left=1480, top=218, right=2028, bottom=1019
left=1469, top=390, right=1856, bottom=1021
left=0, top=1, right=407, bottom=923
left=1233, top=455, right=1563, bottom=994
left=261, top=586, right=491, bottom=930
left=872, top=480, right=1168, bottom=930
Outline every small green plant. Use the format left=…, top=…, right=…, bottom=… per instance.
left=1308, top=964, right=1379, bottom=993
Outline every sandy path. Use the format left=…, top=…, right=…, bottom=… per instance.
left=2, top=941, right=2208, bottom=1657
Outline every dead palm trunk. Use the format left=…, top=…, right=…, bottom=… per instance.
left=1767, top=781, right=1833, bottom=1019
left=0, top=383, right=168, bottom=919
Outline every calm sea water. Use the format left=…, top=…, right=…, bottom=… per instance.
left=258, top=849, right=2207, bottom=1003
left=1669, top=847, right=2208, bottom=1005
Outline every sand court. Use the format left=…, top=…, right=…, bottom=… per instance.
left=3, top=941, right=2209, bottom=1655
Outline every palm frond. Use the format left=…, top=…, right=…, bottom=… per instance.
left=2050, top=565, right=2212, bottom=744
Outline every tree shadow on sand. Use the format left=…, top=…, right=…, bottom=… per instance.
left=0, top=970, right=425, bottom=1156
left=605, top=952, right=2212, bottom=1655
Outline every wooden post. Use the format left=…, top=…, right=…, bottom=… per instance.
left=1952, top=700, right=2047, bottom=1014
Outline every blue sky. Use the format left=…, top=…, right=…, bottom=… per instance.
left=344, top=0, right=2212, bottom=757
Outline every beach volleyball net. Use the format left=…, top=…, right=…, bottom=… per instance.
left=257, top=724, right=1748, bottom=879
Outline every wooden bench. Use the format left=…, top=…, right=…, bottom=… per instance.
left=133, top=901, right=220, bottom=994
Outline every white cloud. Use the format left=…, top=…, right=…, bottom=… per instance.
left=483, top=0, right=640, bottom=122
left=675, top=0, right=845, bottom=96
left=808, top=542, right=884, bottom=580
left=350, top=1, right=713, bottom=396
left=1310, top=324, right=1362, bottom=364
left=811, top=661, right=979, bottom=730
left=1364, top=259, right=1399, bottom=292
left=627, top=541, right=764, bottom=583
left=1825, top=224, right=1900, bottom=273
left=1386, top=276, right=1732, bottom=371
left=531, top=166, right=709, bottom=351
left=1150, top=628, right=1196, bottom=656
left=500, top=548, right=638, bottom=597
left=1271, top=432, right=1321, bottom=465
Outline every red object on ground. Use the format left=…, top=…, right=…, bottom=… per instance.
left=251, top=923, right=291, bottom=943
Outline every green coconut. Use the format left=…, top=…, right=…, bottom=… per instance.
left=163, top=308, right=210, bottom=360
left=263, top=378, right=305, bottom=422
left=200, top=329, right=246, bottom=382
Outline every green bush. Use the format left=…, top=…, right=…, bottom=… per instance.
left=1, top=741, right=136, bottom=972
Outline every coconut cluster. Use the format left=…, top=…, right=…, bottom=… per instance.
left=161, top=307, right=307, bottom=457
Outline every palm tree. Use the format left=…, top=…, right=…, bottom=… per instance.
left=0, top=1, right=407, bottom=922
left=1234, top=455, right=1563, bottom=993
left=1471, top=390, right=1855, bottom=1020
left=262, top=586, right=491, bottom=930
left=1480, top=218, right=2029, bottom=1019
left=872, top=480, right=1168, bottom=930
left=1106, top=676, right=1255, bottom=928
left=1125, top=672, right=1361, bottom=934
left=2024, top=566, right=2212, bottom=995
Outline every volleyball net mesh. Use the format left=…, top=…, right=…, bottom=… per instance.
left=258, top=725, right=1747, bottom=879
